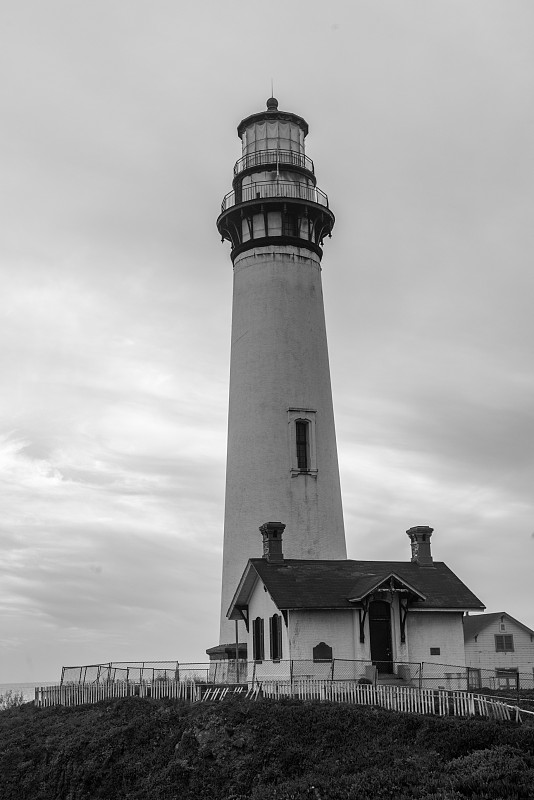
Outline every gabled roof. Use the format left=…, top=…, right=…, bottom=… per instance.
left=227, top=558, right=485, bottom=619
left=463, top=612, right=534, bottom=640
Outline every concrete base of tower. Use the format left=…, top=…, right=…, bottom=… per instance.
left=206, top=642, right=248, bottom=684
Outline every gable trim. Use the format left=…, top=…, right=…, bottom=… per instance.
left=348, top=572, right=427, bottom=603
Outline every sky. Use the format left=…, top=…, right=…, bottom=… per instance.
left=1, top=0, right=533, bottom=683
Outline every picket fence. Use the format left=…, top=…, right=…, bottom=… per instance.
left=34, top=679, right=531, bottom=723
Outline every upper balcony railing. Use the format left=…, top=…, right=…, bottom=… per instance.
left=234, top=149, right=314, bottom=176
left=221, top=181, right=329, bottom=212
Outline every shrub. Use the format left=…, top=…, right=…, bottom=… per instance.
left=0, top=691, right=25, bottom=711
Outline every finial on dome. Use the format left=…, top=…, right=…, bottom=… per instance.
left=266, top=97, right=278, bottom=111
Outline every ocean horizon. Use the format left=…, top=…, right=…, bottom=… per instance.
left=1, top=681, right=59, bottom=703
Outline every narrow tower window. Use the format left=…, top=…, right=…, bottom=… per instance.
left=269, top=614, right=283, bottom=661
left=288, top=409, right=317, bottom=476
left=295, top=420, right=309, bottom=471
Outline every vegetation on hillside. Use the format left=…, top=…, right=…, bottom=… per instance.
left=1, top=696, right=533, bottom=799
left=0, top=690, right=25, bottom=711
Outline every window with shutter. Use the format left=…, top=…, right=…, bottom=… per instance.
left=269, top=614, right=282, bottom=661
left=252, top=617, right=264, bottom=661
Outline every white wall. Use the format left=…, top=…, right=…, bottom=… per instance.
left=407, top=611, right=466, bottom=665
left=464, top=615, right=534, bottom=674
left=247, top=576, right=290, bottom=680
left=287, top=609, right=355, bottom=660
left=220, top=243, right=347, bottom=644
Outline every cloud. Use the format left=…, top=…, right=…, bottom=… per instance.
left=1, top=0, right=534, bottom=681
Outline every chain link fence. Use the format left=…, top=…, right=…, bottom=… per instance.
left=60, top=659, right=533, bottom=690
left=61, top=662, right=210, bottom=685
left=420, top=662, right=534, bottom=691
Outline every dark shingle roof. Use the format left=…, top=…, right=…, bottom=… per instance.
left=229, top=558, right=484, bottom=616
left=463, top=612, right=534, bottom=639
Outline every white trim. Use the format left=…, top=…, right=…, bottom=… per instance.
left=409, top=607, right=478, bottom=613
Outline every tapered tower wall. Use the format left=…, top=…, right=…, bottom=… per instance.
left=216, top=99, right=347, bottom=646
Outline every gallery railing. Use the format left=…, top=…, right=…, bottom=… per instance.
left=221, top=181, right=329, bottom=212
left=233, top=149, right=314, bottom=176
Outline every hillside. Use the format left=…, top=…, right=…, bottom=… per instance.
left=1, top=696, right=534, bottom=799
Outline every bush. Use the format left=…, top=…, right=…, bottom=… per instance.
left=0, top=691, right=25, bottom=711
left=0, top=697, right=533, bottom=799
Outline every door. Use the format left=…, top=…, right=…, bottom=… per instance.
left=369, top=600, right=393, bottom=673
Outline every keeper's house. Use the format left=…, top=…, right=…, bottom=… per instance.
left=463, top=612, right=534, bottom=689
left=227, top=522, right=484, bottom=685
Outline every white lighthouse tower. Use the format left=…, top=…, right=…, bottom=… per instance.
left=216, top=98, right=347, bottom=648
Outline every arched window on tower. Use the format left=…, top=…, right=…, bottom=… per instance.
left=288, top=409, right=317, bottom=476
left=269, top=614, right=283, bottom=661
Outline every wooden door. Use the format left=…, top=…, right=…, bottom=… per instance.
left=369, top=600, right=393, bottom=673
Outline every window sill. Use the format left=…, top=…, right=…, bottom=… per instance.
left=290, top=468, right=318, bottom=478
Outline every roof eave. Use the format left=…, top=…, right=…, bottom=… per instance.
left=410, top=605, right=485, bottom=612
left=226, top=562, right=260, bottom=620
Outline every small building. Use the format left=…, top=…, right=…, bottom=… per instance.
left=227, top=522, right=485, bottom=687
left=463, top=612, right=534, bottom=689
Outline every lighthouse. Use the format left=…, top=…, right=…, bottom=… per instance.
left=216, top=98, right=347, bottom=647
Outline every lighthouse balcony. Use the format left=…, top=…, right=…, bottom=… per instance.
left=221, top=181, right=330, bottom=212
left=234, top=149, right=314, bottom=177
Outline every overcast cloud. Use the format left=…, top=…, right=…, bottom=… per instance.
left=1, top=0, right=533, bottom=682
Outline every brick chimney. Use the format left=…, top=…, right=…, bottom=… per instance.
left=406, top=525, right=434, bottom=566
left=260, top=522, right=286, bottom=563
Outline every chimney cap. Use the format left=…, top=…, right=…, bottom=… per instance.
left=406, top=525, right=434, bottom=537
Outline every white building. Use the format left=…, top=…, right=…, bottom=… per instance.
left=464, top=612, right=534, bottom=689
left=227, top=522, right=484, bottom=686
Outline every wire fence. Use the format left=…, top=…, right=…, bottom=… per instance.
left=60, top=659, right=534, bottom=692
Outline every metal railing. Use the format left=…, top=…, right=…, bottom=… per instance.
left=221, top=181, right=329, bottom=212
left=234, top=149, right=314, bottom=176
left=61, top=659, right=534, bottom=692
left=61, top=661, right=210, bottom=685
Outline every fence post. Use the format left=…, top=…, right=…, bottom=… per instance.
left=419, top=663, right=423, bottom=691
left=331, top=659, right=335, bottom=681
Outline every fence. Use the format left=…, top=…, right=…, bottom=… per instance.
left=60, top=659, right=534, bottom=692
left=61, top=662, right=210, bottom=685
left=35, top=679, right=199, bottom=708
left=34, top=679, right=533, bottom=723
